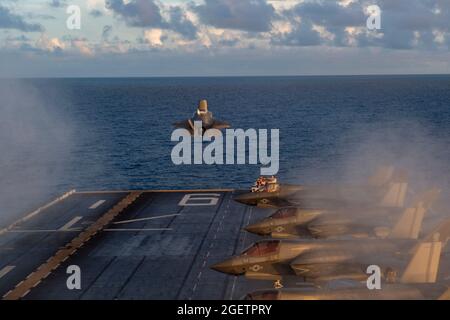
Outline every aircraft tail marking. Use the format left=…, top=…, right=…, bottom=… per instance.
left=380, top=181, right=408, bottom=208
left=367, top=166, right=395, bottom=187
left=389, top=188, right=440, bottom=239
left=401, top=235, right=442, bottom=284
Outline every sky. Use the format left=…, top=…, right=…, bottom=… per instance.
left=0, top=0, right=449, bottom=77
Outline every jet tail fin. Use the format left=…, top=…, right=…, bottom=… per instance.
left=367, top=166, right=395, bottom=187
left=389, top=188, right=441, bottom=239
left=401, top=235, right=442, bottom=284
left=379, top=171, right=408, bottom=208
left=423, top=218, right=450, bottom=249
left=389, top=205, right=425, bottom=239
left=410, top=188, right=441, bottom=211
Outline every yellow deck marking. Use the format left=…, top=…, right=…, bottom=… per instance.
left=2, top=191, right=142, bottom=300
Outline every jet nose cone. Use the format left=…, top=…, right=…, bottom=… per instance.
left=243, top=224, right=258, bottom=234
left=233, top=193, right=256, bottom=206
left=244, top=222, right=269, bottom=235
left=210, top=259, right=242, bottom=275
left=198, top=99, right=208, bottom=112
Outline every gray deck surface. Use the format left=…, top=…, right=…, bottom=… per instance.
left=0, top=190, right=272, bottom=300
left=1, top=190, right=448, bottom=300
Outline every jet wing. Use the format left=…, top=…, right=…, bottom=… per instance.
left=212, top=119, right=231, bottom=129
left=173, top=119, right=190, bottom=129
left=173, top=119, right=196, bottom=135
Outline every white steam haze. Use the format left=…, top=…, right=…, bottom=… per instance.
left=339, top=120, right=450, bottom=238
left=283, top=119, right=450, bottom=285
left=0, top=80, right=74, bottom=227
left=340, top=121, right=449, bottom=191
left=292, top=119, right=449, bottom=193
left=290, top=119, right=450, bottom=239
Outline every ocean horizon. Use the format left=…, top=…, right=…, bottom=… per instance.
left=1, top=74, right=449, bottom=222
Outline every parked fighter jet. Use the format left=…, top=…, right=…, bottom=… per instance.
left=211, top=219, right=450, bottom=286
left=173, top=99, right=230, bottom=135
left=243, top=239, right=449, bottom=300
left=243, top=286, right=429, bottom=300
left=244, top=283, right=450, bottom=300
left=233, top=167, right=408, bottom=209
left=244, top=188, right=441, bottom=239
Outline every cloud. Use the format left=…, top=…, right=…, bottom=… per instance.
left=143, top=28, right=163, bottom=46
left=168, top=6, right=197, bottom=40
left=102, top=25, right=113, bottom=41
left=6, top=35, right=30, bottom=42
left=373, top=0, right=450, bottom=49
left=275, top=1, right=366, bottom=47
left=102, top=0, right=449, bottom=49
left=0, top=5, right=43, bottom=32
left=36, top=34, right=65, bottom=53
left=106, top=0, right=198, bottom=40
left=90, top=9, right=104, bottom=18
left=27, top=13, right=56, bottom=21
left=193, top=0, right=276, bottom=32
left=31, top=34, right=95, bottom=57
left=71, top=38, right=94, bottom=56
left=106, top=0, right=164, bottom=27
left=273, top=20, right=322, bottom=46
left=2, top=0, right=449, bottom=71
left=48, top=0, right=68, bottom=8
left=276, top=0, right=450, bottom=49
left=87, top=0, right=106, bottom=10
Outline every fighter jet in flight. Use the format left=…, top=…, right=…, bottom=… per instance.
left=173, top=99, right=230, bottom=135
left=244, top=188, right=441, bottom=239
left=211, top=218, right=450, bottom=287
left=243, top=240, right=449, bottom=300
left=233, top=166, right=408, bottom=209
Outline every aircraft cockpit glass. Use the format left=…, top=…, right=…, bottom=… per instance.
left=271, top=208, right=297, bottom=219
left=242, top=241, right=280, bottom=257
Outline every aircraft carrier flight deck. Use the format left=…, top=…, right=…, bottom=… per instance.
left=0, top=190, right=272, bottom=300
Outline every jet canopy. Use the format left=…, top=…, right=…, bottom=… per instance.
left=241, top=240, right=280, bottom=257
left=271, top=207, right=297, bottom=219
left=251, top=176, right=279, bottom=193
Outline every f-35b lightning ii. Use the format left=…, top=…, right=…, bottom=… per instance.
left=243, top=239, right=450, bottom=300
left=211, top=217, right=450, bottom=286
left=245, top=188, right=441, bottom=239
left=173, top=99, right=230, bottom=135
left=233, top=166, right=408, bottom=209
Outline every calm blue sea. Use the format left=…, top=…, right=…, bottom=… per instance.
left=1, top=75, right=450, bottom=220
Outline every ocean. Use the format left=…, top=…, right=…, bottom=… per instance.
left=1, top=75, right=450, bottom=222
